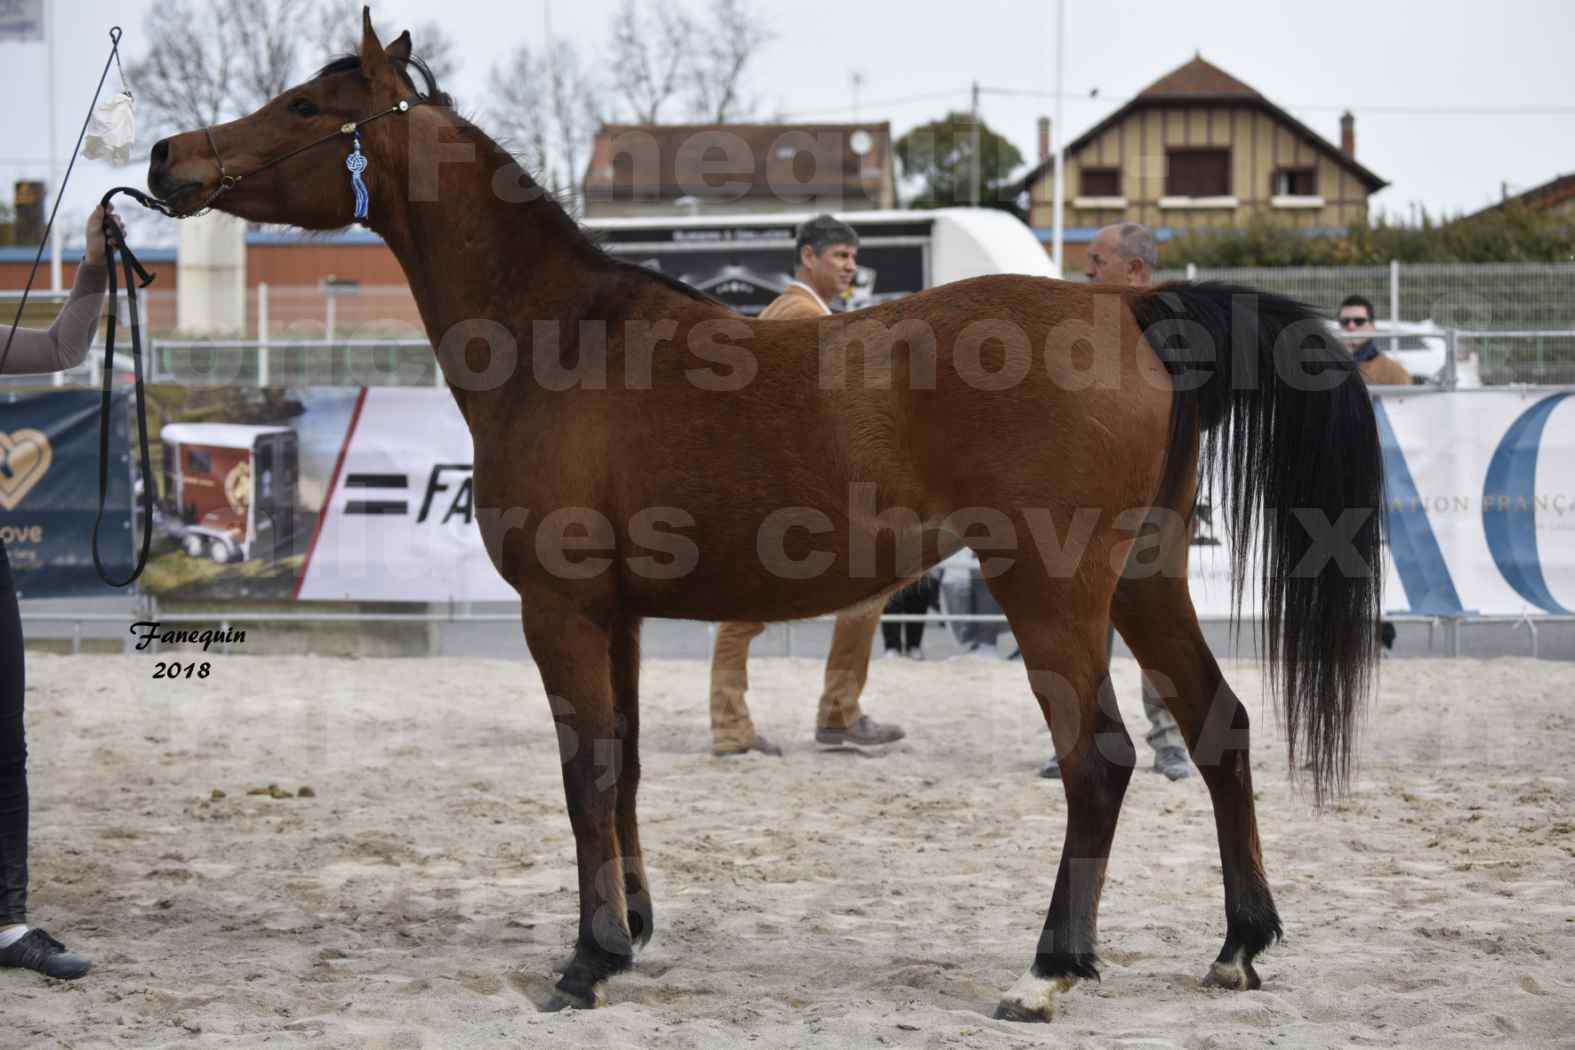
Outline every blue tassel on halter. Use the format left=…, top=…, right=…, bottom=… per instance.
left=346, top=133, right=370, bottom=220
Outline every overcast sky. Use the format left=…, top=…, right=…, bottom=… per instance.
left=3, top=0, right=1572, bottom=247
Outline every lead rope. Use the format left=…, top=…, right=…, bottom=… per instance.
left=90, top=192, right=158, bottom=587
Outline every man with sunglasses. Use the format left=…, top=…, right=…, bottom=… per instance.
left=1338, top=295, right=1413, bottom=386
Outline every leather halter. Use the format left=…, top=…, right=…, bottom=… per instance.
left=178, top=94, right=425, bottom=217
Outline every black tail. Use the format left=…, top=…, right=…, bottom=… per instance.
left=1126, top=282, right=1384, bottom=802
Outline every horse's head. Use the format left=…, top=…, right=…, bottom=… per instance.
left=147, top=7, right=442, bottom=228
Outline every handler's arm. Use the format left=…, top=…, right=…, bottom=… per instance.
left=0, top=261, right=108, bottom=375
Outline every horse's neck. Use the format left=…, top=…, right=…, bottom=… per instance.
left=372, top=116, right=604, bottom=384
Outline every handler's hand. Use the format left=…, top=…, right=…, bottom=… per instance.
left=82, top=204, right=125, bottom=267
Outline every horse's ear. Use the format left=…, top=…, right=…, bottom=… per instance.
left=359, top=5, right=387, bottom=80
left=387, top=31, right=412, bottom=64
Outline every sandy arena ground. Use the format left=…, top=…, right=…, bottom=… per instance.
left=4, top=651, right=1573, bottom=1048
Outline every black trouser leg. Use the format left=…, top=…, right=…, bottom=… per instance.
left=0, top=576, right=27, bottom=926
left=902, top=587, right=927, bottom=650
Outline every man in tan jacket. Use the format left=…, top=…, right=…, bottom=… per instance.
left=709, top=215, right=906, bottom=756
left=1338, top=295, right=1414, bottom=386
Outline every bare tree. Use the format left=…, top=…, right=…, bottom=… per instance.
left=226, top=0, right=320, bottom=107
left=607, top=0, right=693, bottom=124
left=129, top=0, right=358, bottom=143
left=127, top=0, right=238, bottom=141
left=687, top=0, right=772, bottom=123
left=552, top=48, right=609, bottom=208
left=486, top=41, right=607, bottom=216
left=605, top=0, right=770, bottom=124
left=485, top=44, right=554, bottom=183
left=407, top=22, right=460, bottom=88
left=314, top=1, right=461, bottom=87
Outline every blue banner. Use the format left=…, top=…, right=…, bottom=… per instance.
left=0, top=389, right=134, bottom=596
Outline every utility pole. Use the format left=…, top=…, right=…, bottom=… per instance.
left=47, top=0, right=61, bottom=292
left=970, top=80, right=981, bottom=207
left=1051, top=0, right=1066, bottom=276
left=543, top=0, right=556, bottom=198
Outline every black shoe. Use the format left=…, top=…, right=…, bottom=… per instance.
left=0, top=928, right=93, bottom=980
left=1039, top=755, right=1062, bottom=779
left=815, top=715, right=905, bottom=748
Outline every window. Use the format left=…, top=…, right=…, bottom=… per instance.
left=1079, top=167, right=1120, bottom=197
left=1166, top=149, right=1231, bottom=197
left=187, top=449, right=212, bottom=474
left=1273, top=168, right=1318, bottom=196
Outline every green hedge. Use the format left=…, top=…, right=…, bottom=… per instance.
left=1162, top=203, right=1575, bottom=267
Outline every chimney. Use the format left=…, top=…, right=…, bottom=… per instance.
left=1038, top=116, right=1051, bottom=164
left=1340, top=111, right=1355, bottom=158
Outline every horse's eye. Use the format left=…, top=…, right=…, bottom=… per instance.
left=289, top=98, right=319, bottom=118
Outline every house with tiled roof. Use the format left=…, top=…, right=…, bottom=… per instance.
left=581, top=122, right=897, bottom=218
left=1019, top=54, right=1388, bottom=269
left=1469, top=172, right=1575, bottom=219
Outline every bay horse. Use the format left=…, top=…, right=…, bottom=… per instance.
left=146, top=11, right=1383, bottom=1020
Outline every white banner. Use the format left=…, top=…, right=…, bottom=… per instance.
left=295, top=387, right=1575, bottom=616
left=1186, top=389, right=1575, bottom=618
left=295, top=388, right=515, bottom=602
left=1372, top=390, right=1575, bottom=616
left=0, top=0, right=43, bottom=43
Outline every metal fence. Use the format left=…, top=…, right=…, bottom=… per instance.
left=1155, top=261, right=1575, bottom=384
left=10, top=263, right=1575, bottom=386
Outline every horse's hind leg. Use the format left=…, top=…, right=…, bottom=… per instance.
left=988, top=569, right=1135, bottom=1022
left=609, top=613, right=653, bottom=951
left=1111, top=574, right=1281, bottom=990
left=522, top=592, right=634, bottom=1010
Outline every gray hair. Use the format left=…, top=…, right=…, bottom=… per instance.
left=795, top=214, right=860, bottom=258
left=1113, top=223, right=1157, bottom=269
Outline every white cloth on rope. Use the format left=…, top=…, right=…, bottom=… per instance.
left=82, top=91, right=136, bottom=165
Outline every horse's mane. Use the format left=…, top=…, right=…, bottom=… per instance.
left=313, top=52, right=725, bottom=311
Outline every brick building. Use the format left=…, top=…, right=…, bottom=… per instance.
left=581, top=122, right=897, bottom=218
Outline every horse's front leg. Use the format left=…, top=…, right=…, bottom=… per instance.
left=522, top=590, right=633, bottom=1010
left=609, top=613, right=653, bottom=951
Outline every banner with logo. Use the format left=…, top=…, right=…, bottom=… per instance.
left=1186, top=390, right=1575, bottom=618
left=294, top=387, right=513, bottom=601
left=119, top=383, right=1575, bottom=614
left=0, top=389, right=133, bottom=596
left=1374, top=390, right=1575, bottom=616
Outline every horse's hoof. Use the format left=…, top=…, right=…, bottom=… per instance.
left=543, top=980, right=605, bottom=1012
left=992, top=1001, right=1051, bottom=1023
left=548, top=960, right=609, bottom=1012
left=1201, top=951, right=1261, bottom=991
left=994, top=970, right=1075, bottom=1022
